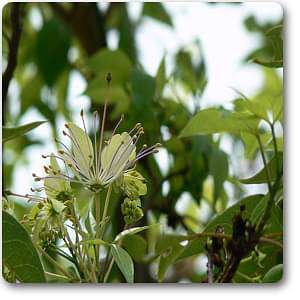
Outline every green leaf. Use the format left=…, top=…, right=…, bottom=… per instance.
left=20, top=73, right=43, bottom=114
left=56, top=69, right=71, bottom=120
left=36, top=18, right=71, bottom=86
left=174, top=46, right=207, bottom=95
left=142, top=3, right=173, bottom=26
left=262, top=264, right=283, bottom=283
left=179, top=108, right=259, bottom=138
left=209, top=148, right=228, bottom=201
left=111, top=244, right=134, bottom=283
left=244, top=18, right=283, bottom=69
left=122, top=235, right=147, bottom=262
left=155, top=234, right=188, bottom=255
left=155, top=55, right=167, bottom=99
left=86, top=49, right=132, bottom=84
left=240, top=152, right=283, bottom=184
left=3, top=121, right=46, bottom=143
left=155, top=234, right=187, bottom=281
left=2, top=211, right=46, bottom=283
left=157, top=243, right=185, bottom=282
left=115, top=225, right=157, bottom=242
left=240, top=132, right=271, bottom=160
left=84, top=80, right=130, bottom=118
left=130, top=69, right=156, bottom=128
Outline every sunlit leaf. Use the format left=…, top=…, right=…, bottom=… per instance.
left=179, top=108, right=259, bottom=138
left=3, top=121, right=46, bottom=143
left=111, top=244, right=134, bottom=283
left=240, top=152, right=283, bottom=184
left=262, top=264, right=283, bottom=283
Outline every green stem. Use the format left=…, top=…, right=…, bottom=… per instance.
left=38, top=246, right=74, bottom=280
left=256, top=134, right=272, bottom=193
left=103, top=224, right=128, bottom=283
left=255, top=133, right=281, bottom=237
left=45, top=271, right=74, bottom=282
left=270, top=123, right=280, bottom=176
left=94, top=193, right=101, bottom=274
left=99, top=185, right=112, bottom=240
left=103, top=251, right=114, bottom=283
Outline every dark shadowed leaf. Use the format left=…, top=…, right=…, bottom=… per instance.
left=142, top=3, right=173, bottom=26
left=36, top=19, right=71, bottom=86
left=2, top=211, right=46, bottom=282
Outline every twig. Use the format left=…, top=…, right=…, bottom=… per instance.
left=2, top=3, right=23, bottom=121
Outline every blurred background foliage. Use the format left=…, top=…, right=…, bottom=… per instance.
left=2, top=2, right=283, bottom=282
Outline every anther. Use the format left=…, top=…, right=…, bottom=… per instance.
left=106, top=72, right=112, bottom=84
left=80, top=109, right=84, bottom=117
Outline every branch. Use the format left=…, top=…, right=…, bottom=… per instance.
left=2, top=3, right=24, bottom=122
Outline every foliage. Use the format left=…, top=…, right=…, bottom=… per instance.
left=2, top=2, right=283, bottom=283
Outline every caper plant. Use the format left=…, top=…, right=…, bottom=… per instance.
left=17, top=74, right=160, bottom=283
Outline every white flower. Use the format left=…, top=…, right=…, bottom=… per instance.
left=34, top=110, right=160, bottom=193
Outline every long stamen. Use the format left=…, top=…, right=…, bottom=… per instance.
left=129, top=123, right=142, bottom=135
left=93, top=111, right=99, bottom=177
left=80, top=109, right=96, bottom=176
left=98, top=73, right=112, bottom=171
left=100, top=135, right=136, bottom=182
left=35, top=174, right=86, bottom=185
left=135, top=146, right=160, bottom=162
left=110, top=114, right=124, bottom=142
left=137, top=143, right=161, bottom=157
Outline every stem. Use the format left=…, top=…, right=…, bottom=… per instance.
left=187, top=232, right=282, bottom=248
left=270, top=123, right=280, bottom=176
left=94, top=193, right=101, bottom=273
left=45, top=271, right=73, bottom=282
left=99, top=185, right=112, bottom=239
left=255, top=133, right=283, bottom=238
left=38, top=246, right=74, bottom=280
left=103, top=248, right=113, bottom=283
left=256, top=134, right=272, bottom=193
left=103, top=224, right=128, bottom=283
left=2, top=3, right=23, bottom=123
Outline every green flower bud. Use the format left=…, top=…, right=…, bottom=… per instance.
left=121, top=197, right=144, bottom=225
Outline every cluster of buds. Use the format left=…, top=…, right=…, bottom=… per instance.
left=121, top=197, right=143, bottom=225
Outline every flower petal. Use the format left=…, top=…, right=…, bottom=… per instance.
left=67, top=123, right=94, bottom=178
